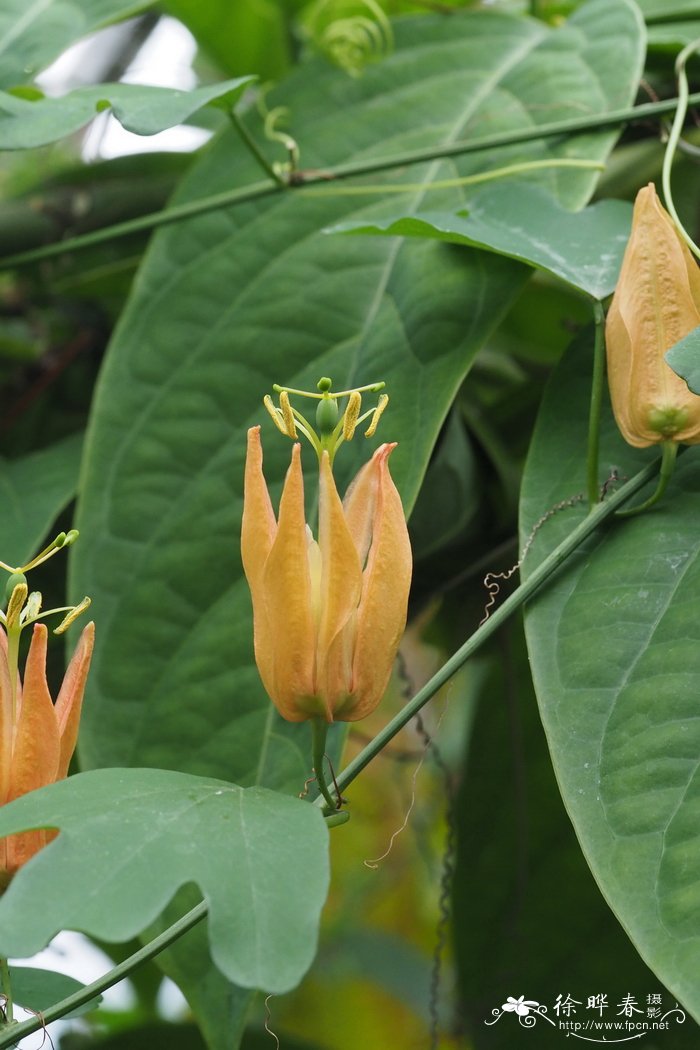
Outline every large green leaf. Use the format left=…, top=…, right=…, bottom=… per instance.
left=454, top=623, right=699, bottom=1048
left=521, top=333, right=700, bottom=1025
left=647, top=19, right=700, bottom=47
left=162, top=0, right=297, bottom=80
left=330, top=183, right=633, bottom=300
left=0, top=431, right=83, bottom=568
left=637, top=0, right=700, bottom=17
left=0, top=768, right=329, bottom=993
left=0, top=78, right=254, bottom=149
left=70, top=1, right=644, bottom=1042
left=0, top=0, right=154, bottom=89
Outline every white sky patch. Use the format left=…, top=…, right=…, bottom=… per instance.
left=37, top=16, right=212, bottom=161
left=11, top=931, right=135, bottom=1047
left=10, top=931, right=188, bottom=1046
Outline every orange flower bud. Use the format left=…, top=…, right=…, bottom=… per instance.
left=242, top=426, right=412, bottom=723
left=0, top=621, right=94, bottom=887
left=606, top=183, right=700, bottom=447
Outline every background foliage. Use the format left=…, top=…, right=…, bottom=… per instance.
left=1, top=0, right=700, bottom=1047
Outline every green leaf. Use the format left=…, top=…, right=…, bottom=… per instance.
left=0, top=769, right=329, bottom=994
left=162, top=0, right=294, bottom=80
left=69, top=1, right=644, bottom=1041
left=146, top=890, right=256, bottom=1050
left=409, top=409, right=479, bottom=559
left=637, top=0, right=700, bottom=17
left=665, top=324, right=700, bottom=394
left=0, top=77, right=255, bottom=149
left=61, top=1021, right=207, bottom=1049
left=0, top=431, right=84, bottom=568
left=521, top=332, right=700, bottom=1024
left=330, top=183, right=633, bottom=300
left=9, top=965, right=102, bottom=1017
left=648, top=19, right=700, bottom=48
left=453, top=624, right=700, bottom=1048
left=0, top=0, right=155, bottom=89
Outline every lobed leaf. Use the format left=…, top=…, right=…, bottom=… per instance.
left=0, top=768, right=329, bottom=994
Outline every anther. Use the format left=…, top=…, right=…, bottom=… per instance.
left=6, top=582, right=28, bottom=628
left=365, top=393, right=389, bottom=437
left=279, top=391, right=297, bottom=439
left=264, top=394, right=290, bottom=436
left=343, top=391, right=362, bottom=440
left=54, top=597, right=92, bottom=635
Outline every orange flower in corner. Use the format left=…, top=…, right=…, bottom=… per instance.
left=0, top=531, right=93, bottom=887
left=241, top=379, right=411, bottom=724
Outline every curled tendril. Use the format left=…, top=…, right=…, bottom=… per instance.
left=256, top=85, right=300, bottom=179
left=662, top=35, right=700, bottom=260
left=307, top=0, right=393, bottom=77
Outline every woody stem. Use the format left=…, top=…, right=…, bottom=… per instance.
left=0, top=958, right=13, bottom=1024
left=311, top=718, right=338, bottom=812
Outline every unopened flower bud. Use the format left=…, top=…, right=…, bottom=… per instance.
left=606, top=183, right=700, bottom=448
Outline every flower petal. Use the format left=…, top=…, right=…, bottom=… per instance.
left=346, top=444, right=411, bottom=721
left=262, top=443, right=318, bottom=720
left=241, top=426, right=277, bottom=590
left=55, top=621, right=95, bottom=779
left=8, top=624, right=60, bottom=800
left=0, top=630, right=12, bottom=806
left=6, top=624, right=61, bottom=874
left=316, top=451, right=362, bottom=717
left=241, top=426, right=279, bottom=706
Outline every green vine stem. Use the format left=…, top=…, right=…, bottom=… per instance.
left=311, top=717, right=339, bottom=812
left=0, top=958, right=13, bottom=1025
left=0, top=450, right=682, bottom=1046
left=616, top=441, right=679, bottom=518
left=227, top=111, right=287, bottom=187
left=662, top=38, right=700, bottom=261
left=2, top=92, right=700, bottom=270
left=0, top=904, right=207, bottom=1048
left=586, top=300, right=606, bottom=506
left=327, top=450, right=677, bottom=799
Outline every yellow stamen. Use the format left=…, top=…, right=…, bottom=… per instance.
left=54, top=597, right=92, bottom=635
left=6, top=582, right=28, bottom=628
left=264, top=394, right=290, bottom=436
left=280, top=391, right=298, bottom=439
left=343, top=392, right=362, bottom=440
left=365, top=394, right=389, bottom=437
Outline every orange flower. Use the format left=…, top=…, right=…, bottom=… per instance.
left=242, top=426, right=411, bottom=723
left=606, top=183, right=700, bottom=447
left=0, top=621, right=94, bottom=886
